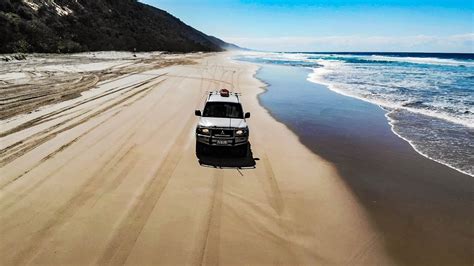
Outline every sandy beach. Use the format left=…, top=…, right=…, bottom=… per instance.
left=0, top=53, right=394, bottom=265
left=255, top=63, right=473, bottom=265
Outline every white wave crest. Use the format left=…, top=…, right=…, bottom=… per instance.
left=368, top=55, right=474, bottom=67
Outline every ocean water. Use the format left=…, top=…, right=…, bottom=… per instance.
left=236, top=52, right=474, bottom=176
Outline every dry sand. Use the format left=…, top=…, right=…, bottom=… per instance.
left=0, top=53, right=394, bottom=265
left=0, top=52, right=197, bottom=120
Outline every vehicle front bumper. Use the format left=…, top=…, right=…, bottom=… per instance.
left=196, top=134, right=248, bottom=146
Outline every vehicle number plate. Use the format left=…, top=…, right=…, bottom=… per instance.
left=217, top=140, right=228, bottom=145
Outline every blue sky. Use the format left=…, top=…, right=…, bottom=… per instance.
left=140, top=0, right=474, bottom=52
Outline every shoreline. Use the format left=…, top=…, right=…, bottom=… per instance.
left=307, top=70, right=473, bottom=177
left=308, top=68, right=472, bottom=129
left=250, top=62, right=473, bottom=265
left=235, top=51, right=473, bottom=178
left=384, top=112, right=473, bottom=177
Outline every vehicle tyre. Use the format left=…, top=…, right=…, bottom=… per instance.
left=237, top=143, right=248, bottom=157
left=196, top=141, right=205, bottom=155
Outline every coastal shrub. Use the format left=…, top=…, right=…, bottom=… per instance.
left=0, top=1, right=14, bottom=13
left=58, top=40, right=82, bottom=53
left=0, top=0, right=226, bottom=53
left=16, top=5, right=32, bottom=20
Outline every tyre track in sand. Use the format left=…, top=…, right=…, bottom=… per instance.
left=0, top=83, right=158, bottom=193
left=193, top=65, right=229, bottom=266
left=0, top=76, right=153, bottom=154
left=259, top=152, right=299, bottom=264
left=0, top=74, right=101, bottom=120
left=0, top=78, right=166, bottom=168
left=192, top=64, right=235, bottom=266
left=7, top=141, right=139, bottom=265
left=0, top=75, right=182, bottom=208
left=0, top=74, right=167, bottom=138
left=0, top=66, right=173, bottom=213
left=0, top=53, right=194, bottom=120
left=0, top=73, right=189, bottom=212
left=194, top=169, right=224, bottom=266
left=259, top=153, right=285, bottom=215
left=96, top=115, right=195, bottom=266
left=0, top=108, right=122, bottom=193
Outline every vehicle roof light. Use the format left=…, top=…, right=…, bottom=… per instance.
left=219, top=89, right=230, bottom=97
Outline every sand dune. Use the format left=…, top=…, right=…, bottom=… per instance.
left=0, top=53, right=393, bottom=265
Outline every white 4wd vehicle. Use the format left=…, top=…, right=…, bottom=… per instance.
left=195, top=89, right=250, bottom=156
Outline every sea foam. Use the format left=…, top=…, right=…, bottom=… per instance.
left=236, top=51, right=474, bottom=176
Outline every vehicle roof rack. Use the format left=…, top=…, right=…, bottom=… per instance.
left=205, top=90, right=242, bottom=102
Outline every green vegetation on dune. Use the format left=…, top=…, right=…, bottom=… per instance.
left=0, top=0, right=236, bottom=53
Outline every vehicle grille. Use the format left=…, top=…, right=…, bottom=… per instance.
left=211, top=129, right=234, bottom=137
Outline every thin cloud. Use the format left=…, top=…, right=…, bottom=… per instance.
left=224, top=33, right=474, bottom=52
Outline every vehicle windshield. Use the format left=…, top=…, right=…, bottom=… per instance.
left=203, top=102, right=243, bottom=119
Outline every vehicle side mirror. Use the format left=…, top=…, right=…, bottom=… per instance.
left=245, top=112, right=251, bottom=119
left=195, top=110, right=201, bottom=116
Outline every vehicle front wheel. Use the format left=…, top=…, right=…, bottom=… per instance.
left=236, top=143, right=248, bottom=157
left=196, top=141, right=208, bottom=156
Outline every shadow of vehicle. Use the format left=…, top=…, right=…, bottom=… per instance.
left=196, top=143, right=257, bottom=169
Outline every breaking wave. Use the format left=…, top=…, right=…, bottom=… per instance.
left=237, top=51, right=474, bottom=176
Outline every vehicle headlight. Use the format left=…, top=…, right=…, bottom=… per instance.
left=199, top=128, right=210, bottom=135
left=235, top=129, right=244, bottom=136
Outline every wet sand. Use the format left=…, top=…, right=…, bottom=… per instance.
left=256, top=64, right=473, bottom=265
left=0, top=53, right=393, bottom=265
